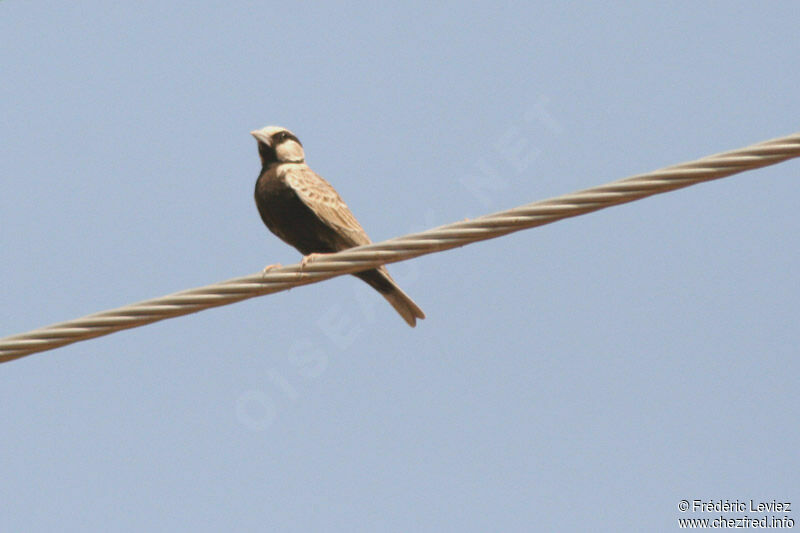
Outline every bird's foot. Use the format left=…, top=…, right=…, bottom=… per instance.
left=261, top=263, right=282, bottom=275
left=300, top=253, right=325, bottom=270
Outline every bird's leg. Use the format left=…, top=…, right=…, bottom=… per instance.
left=261, top=263, right=282, bottom=275
left=300, top=253, right=325, bottom=270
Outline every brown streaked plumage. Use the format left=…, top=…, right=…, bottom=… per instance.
left=251, top=126, right=425, bottom=327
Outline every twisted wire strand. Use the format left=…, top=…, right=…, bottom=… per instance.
left=2, top=132, right=799, bottom=364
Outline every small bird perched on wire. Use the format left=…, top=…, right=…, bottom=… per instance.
left=251, top=126, right=425, bottom=327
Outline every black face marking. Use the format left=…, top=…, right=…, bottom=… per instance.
left=256, top=130, right=304, bottom=167
left=258, top=141, right=278, bottom=167
left=271, top=130, right=302, bottom=147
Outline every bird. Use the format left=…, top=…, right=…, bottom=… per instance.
left=251, top=126, right=425, bottom=327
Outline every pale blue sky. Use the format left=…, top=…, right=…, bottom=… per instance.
left=1, top=2, right=798, bottom=531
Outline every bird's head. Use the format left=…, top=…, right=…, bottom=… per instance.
left=250, top=126, right=305, bottom=167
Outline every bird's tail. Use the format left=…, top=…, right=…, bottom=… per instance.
left=381, top=283, right=426, bottom=327
left=354, top=268, right=426, bottom=327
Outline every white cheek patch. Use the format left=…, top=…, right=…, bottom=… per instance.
left=276, top=141, right=305, bottom=163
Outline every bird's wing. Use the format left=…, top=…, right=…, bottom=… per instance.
left=285, top=166, right=372, bottom=247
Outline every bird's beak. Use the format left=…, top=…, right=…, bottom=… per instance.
left=250, top=130, right=270, bottom=145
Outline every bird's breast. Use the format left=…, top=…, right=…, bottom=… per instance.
left=254, top=166, right=340, bottom=255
